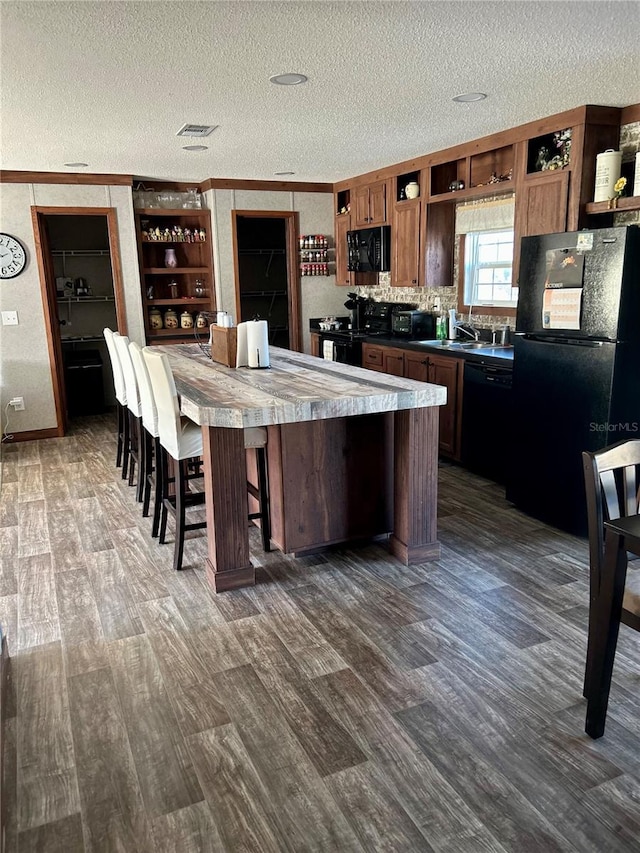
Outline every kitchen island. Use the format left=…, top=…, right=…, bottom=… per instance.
left=160, top=344, right=446, bottom=592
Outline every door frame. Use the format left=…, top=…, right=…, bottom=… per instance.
left=231, top=210, right=301, bottom=351
left=31, top=206, right=128, bottom=436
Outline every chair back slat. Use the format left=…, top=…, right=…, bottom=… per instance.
left=114, top=334, right=141, bottom=418
left=622, top=464, right=639, bottom=518
left=103, top=327, right=126, bottom=405
left=142, top=348, right=183, bottom=459
left=129, top=342, right=158, bottom=437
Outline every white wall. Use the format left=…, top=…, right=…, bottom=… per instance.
left=205, top=188, right=347, bottom=353
left=0, top=182, right=143, bottom=433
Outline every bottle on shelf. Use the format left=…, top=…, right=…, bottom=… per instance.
left=168, top=279, right=179, bottom=299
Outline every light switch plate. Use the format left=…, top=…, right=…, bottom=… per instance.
left=1, top=311, right=19, bottom=326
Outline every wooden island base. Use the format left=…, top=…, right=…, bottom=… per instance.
left=202, top=407, right=441, bottom=592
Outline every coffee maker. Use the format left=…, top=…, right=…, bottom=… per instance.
left=343, top=292, right=370, bottom=330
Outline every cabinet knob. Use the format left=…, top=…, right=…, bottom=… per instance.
left=412, top=279, right=417, bottom=284
left=422, top=359, right=429, bottom=365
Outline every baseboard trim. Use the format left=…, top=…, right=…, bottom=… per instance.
left=2, top=426, right=62, bottom=443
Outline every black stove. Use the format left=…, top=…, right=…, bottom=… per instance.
left=311, top=301, right=415, bottom=365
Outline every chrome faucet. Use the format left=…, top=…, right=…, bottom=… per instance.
left=455, top=322, right=481, bottom=341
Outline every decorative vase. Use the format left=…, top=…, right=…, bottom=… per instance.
left=405, top=181, right=420, bottom=199
left=164, top=248, right=178, bottom=268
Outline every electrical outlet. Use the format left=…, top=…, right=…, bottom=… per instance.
left=1, top=310, right=19, bottom=326
left=9, top=396, right=25, bottom=411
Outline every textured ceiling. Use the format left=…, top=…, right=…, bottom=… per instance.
left=1, top=1, right=639, bottom=183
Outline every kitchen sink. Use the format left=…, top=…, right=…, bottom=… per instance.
left=417, top=339, right=512, bottom=351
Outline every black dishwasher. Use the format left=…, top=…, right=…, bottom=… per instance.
left=461, top=360, right=513, bottom=484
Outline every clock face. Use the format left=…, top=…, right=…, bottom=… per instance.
left=0, top=233, right=27, bottom=279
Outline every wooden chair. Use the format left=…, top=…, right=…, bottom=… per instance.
left=103, top=328, right=128, bottom=473
left=582, top=439, right=640, bottom=737
left=113, top=333, right=142, bottom=495
left=129, top=341, right=162, bottom=536
left=142, top=348, right=271, bottom=571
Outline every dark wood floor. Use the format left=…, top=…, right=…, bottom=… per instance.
left=1, top=415, right=639, bottom=852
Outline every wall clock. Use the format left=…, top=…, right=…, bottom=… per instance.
left=0, top=233, right=27, bottom=279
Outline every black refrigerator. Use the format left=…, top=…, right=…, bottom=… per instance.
left=506, top=225, right=640, bottom=536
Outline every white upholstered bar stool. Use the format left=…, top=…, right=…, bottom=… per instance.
left=103, top=327, right=128, bottom=473
left=142, top=347, right=271, bottom=571
left=113, top=333, right=143, bottom=495
left=142, top=347, right=207, bottom=571
left=129, top=341, right=162, bottom=536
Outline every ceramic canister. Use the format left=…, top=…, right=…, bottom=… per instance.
left=593, top=149, right=622, bottom=202
left=180, top=311, right=194, bottom=329
left=634, top=152, right=640, bottom=197
left=405, top=181, right=420, bottom=199
left=164, top=308, right=178, bottom=329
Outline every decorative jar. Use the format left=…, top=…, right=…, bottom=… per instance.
left=149, top=307, right=163, bottom=330
left=164, top=308, right=178, bottom=329
left=180, top=311, right=194, bottom=329
left=405, top=181, right=420, bottom=199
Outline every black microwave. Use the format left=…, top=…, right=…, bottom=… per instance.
left=392, top=310, right=436, bottom=339
left=347, top=226, right=391, bottom=272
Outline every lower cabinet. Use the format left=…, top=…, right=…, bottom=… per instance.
left=362, top=343, right=463, bottom=459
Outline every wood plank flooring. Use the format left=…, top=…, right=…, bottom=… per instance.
left=1, top=413, right=640, bottom=852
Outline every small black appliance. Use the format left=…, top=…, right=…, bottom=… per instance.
left=347, top=226, right=391, bottom=272
left=391, top=310, right=436, bottom=340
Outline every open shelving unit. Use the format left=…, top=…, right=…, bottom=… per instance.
left=134, top=208, right=215, bottom=344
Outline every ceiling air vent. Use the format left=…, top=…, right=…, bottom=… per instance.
left=176, top=124, right=219, bottom=138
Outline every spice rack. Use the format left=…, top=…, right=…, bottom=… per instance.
left=298, top=234, right=331, bottom=276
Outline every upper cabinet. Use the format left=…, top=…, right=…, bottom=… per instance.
left=354, top=180, right=388, bottom=226
left=334, top=211, right=353, bottom=287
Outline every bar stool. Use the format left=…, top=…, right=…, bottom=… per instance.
left=142, top=348, right=271, bottom=571
left=129, top=341, right=162, bottom=536
left=113, top=334, right=142, bottom=494
left=103, top=327, right=128, bottom=473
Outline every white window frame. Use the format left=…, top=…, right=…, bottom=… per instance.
left=463, top=228, right=517, bottom=308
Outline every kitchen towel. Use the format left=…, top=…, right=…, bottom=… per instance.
left=236, top=319, right=270, bottom=368
left=322, top=339, right=335, bottom=361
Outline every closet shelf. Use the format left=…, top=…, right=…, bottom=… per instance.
left=51, top=249, right=110, bottom=257
left=57, top=296, right=115, bottom=303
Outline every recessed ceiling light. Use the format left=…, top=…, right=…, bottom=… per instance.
left=274, top=171, right=295, bottom=176
left=452, top=92, right=487, bottom=103
left=64, top=162, right=89, bottom=167
left=269, top=73, right=308, bottom=86
left=182, top=145, right=208, bottom=152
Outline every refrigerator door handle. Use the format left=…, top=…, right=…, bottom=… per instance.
left=521, top=333, right=605, bottom=348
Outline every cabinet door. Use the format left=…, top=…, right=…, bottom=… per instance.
left=310, top=333, right=320, bottom=358
left=382, top=348, right=405, bottom=376
left=392, top=199, right=422, bottom=287
left=513, top=170, right=569, bottom=284
left=427, top=354, right=462, bottom=459
left=354, top=186, right=371, bottom=226
left=334, top=214, right=352, bottom=287
left=368, top=181, right=387, bottom=225
left=403, top=350, right=429, bottom=382
left=362, top=343, right=386, bottom=372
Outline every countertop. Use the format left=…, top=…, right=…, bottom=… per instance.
left=160, top=344, right=447, bottom=429
left=361, top=335, right=515, bottom=365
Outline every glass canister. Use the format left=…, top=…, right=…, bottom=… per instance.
left=164, top=308, right=178, bottom=329
left=180, top=311, right=194, bottom=329
left=149, top=307, right=163, bottom=330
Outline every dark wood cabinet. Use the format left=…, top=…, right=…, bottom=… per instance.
left=513, top=169, right=570, bottom=284
left=392, top=199, right=422, bottom=287
left=310, top=332, right=320, bottom=357
left=354, top=181, right=388, bottom=226
left=362, top=344, right=463, bottom=459
left=334, top=213, right=352, bottom=287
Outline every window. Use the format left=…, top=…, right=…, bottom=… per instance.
left=464, top=228, right=517, bottom=308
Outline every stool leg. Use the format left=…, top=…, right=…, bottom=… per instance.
left=159, top=447, right=169, bottom=545
left=174, top=459, right=186, bottom=571
left=116, top=403, right=124, bottom=468
left=151, top=437, right=162, bottom=538
left=142, top=431, right=153, bottom=517
left=121, top=407, right=130, bottom=480
left=128, top=413, right=138, bottom=489
left=256, top=447, right=271, bottom=552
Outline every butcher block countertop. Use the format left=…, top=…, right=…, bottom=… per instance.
left=159, top=344, right=447, bottom=429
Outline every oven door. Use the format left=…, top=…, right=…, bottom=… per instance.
left=319, top=334, right=362, bottom=366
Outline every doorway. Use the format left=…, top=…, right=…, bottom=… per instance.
left=232, top=211, right=301, bottom=350
left=32, top=207, right=126, bottom=435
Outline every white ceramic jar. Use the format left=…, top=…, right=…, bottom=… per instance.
left=405, top=181, right=420, bottom=199
left=593, top=150, right=622, bottom=202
